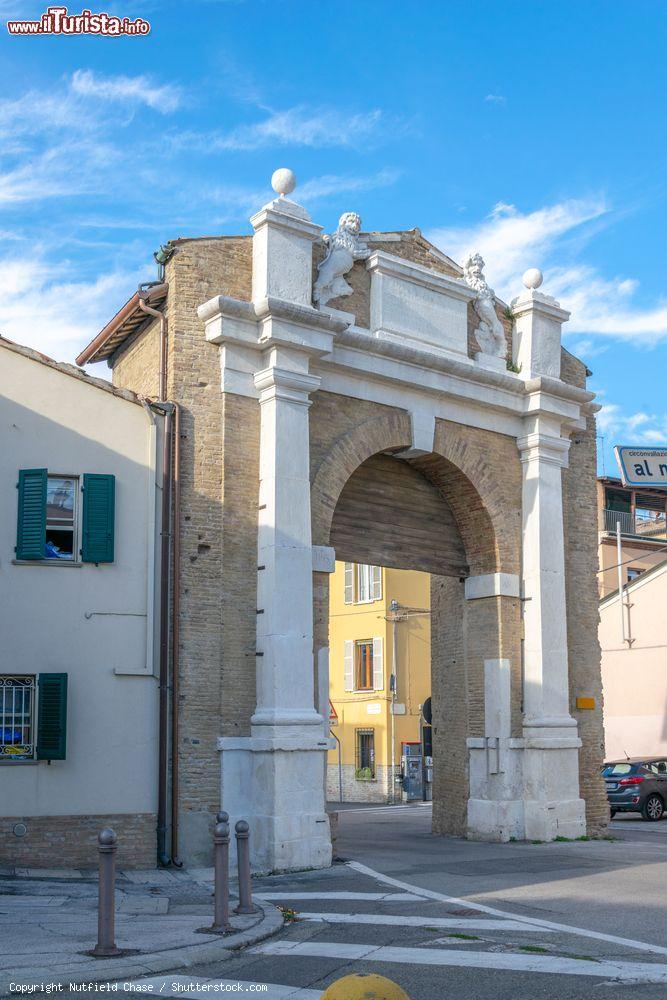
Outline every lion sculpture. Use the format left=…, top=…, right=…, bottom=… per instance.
left=463, top=253, right=506, bottom=359
left=314, top=212, right=370, bottom=308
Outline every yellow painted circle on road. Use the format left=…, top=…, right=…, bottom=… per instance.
left=321, top=972, right=410, bottom=1000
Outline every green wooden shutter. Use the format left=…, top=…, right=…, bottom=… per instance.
left=16, top=468, right=47, bottom=560
left=81, top=474, right=115, bottom=563
left=36, top=673, right=68, bottom=760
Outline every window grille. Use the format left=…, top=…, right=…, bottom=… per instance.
left=0, top=676, right=35, bottom=759
left=355, top=728, right=375, bottom=779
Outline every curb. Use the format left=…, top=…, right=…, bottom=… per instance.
left=0, top=904, right=284, bottom=996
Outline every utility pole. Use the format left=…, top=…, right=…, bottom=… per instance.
left=389, top=600, right=399, bottom=804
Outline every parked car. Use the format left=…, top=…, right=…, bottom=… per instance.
left=602, top=758, right=667, bottom=821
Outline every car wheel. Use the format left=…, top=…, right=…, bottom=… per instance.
left=609, top=809, right=617, bottom=819
left=641, top=794, right=664, bottom=821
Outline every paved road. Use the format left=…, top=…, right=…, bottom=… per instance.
left=107, top=804, right=667, bottom=999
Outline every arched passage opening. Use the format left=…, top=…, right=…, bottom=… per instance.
left=312, top=427, right=523, bottom=840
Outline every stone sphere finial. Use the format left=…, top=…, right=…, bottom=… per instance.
left=98, top=828, right=117, bottom=846
left=522, top=267, right=543, bottom=290
left=271, top=168, right=296, bottom=198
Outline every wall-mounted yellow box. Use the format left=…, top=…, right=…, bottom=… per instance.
left=576, top=697, right=595, bottom=710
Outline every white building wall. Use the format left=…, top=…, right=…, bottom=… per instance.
left=0, top=346, right=160, bottom=818
left=600, top=563, right=667, bottom=760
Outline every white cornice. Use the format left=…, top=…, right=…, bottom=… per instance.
left=367, top=250, right=476, bottom=302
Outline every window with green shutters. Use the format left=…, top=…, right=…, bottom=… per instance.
left=81, top=474, right=115, bottom=563
left=16, top=468, right=47, bottom=560
left=15, top=469, right=115, bottom=564
left=36, top=673, right=68, bottom=761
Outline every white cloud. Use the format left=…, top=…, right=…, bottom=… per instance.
left=173, top=105, right=387, bottom=153
left=568, top=338, right=609, bottom=361
left=298, top=168, right=401, bottom=203
left=428, top=197, right=608, bottom=292
left=0, top=253, right=150, bottom=365
left=0, top=140, right=121, bottom=204
left=206, top=168, right=401, bottom=221
left=429, top=196, right=667, bottom=345
left=70, top=70, right=182, bottom=113
left=484, top=94, right=506, bottom=105
left=548, top=265, right=667, bottom=345
left=596, top=403, right=667, bottom=449
left=0, top=69, right=181, bottom=142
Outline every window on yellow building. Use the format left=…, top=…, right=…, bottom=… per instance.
left=344, top=638, right=384, bottom=692
left=344, top=563, right=382, bottom=604
left=355, top=641, right=374, bottom=690
left=355, top=728, right=375, bottom=779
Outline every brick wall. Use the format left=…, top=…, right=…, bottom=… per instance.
left=111, top=236, right=258, bottom=864
left=112, top=318, right=160, bottom=398
left=561, top=352, right=608, bottom=833
left=0, top=813, right=155, bottom=869
left=431, top=575, right=467, bottom=835
left=326, top=764, right=393, bottom=804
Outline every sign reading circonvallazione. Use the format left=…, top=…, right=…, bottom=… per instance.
left=615, top=446, right=667, bottom=488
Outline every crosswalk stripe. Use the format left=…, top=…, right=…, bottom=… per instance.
left=296, top=911, right=554, bottom=932
left=252, top=940, right=667, bottom=984
left=113, top=975, right=322, bottom=998
left=348, top=860, right=667, bottom=957
left=255, top=891, right=423, bottom=901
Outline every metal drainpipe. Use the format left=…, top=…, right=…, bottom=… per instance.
left=137, top=291, right=182, bottom=867
left=170, top=401, right=182, bottom=866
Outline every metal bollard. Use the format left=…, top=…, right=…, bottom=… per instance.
left=90, top=829, right=122, bottom=957
left=234, top=820, right=257, bottom=914
left=216, top=811, right=229, bottom=824
left=210, top=819, right=232, bottom=933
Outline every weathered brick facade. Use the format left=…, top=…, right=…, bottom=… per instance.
left=0, top=814, right=156, bottom=869
left=561, top=351, right=609, bottom=834
left=107, top=228, right=605, bottom=861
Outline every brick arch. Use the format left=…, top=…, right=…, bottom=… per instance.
left=424, top=418, right=522, bottom=576
left=310, top=408, right=515, bottom=579
left=310, top=407, right=412, bottom=547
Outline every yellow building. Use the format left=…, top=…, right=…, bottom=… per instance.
left=327, top=561, right=431, bottom=803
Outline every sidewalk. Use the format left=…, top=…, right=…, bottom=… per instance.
left=0, top=864, right=284, bottom=996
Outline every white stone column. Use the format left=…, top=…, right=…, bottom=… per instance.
left=252, top=363, right=323, bottom=733
left=519, top=429, right=574, bottom=730
left=518, top=425, right=586, bottom=840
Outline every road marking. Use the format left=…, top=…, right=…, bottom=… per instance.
left=332, top=804, right=432, bottom=815
left=0, top=895, right=67, bottom=907
left=114, top=976, right=321, bottom=999
left=253, top=940, right=667, bottom=983
left=296, top=911, right=554, bottom=932
left=348, top=860, right=667, bottom=957
left=254, top=891, right=424, bottom=901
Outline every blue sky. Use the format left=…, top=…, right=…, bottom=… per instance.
left=0, top=1, right=665, bottom=473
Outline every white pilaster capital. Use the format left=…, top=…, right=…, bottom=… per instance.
left=254, top=365, right=321, bottom=404
left=250, top=199, right=323, bottom=242
left=464, top=573, right=520, bottom=600
left=517, top=431, right=570, bottom=468
left=510, top=289, right=570, bottom=325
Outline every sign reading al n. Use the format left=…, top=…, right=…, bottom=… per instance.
left=615, top=446, right=667, bottom=488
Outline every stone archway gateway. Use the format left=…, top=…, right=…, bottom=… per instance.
left=85, top=169, right=608, bottom=870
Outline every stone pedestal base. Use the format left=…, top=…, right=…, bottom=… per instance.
left=522, top=729, right=586, bottom=840
left=218, top=734, right=332, bottom=874
left=467, top=733, right=586, bottom=842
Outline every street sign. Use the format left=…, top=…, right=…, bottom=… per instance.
left=615, top=447, right=667, bottom=488
left=328, top=699, right=338, bottom=726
